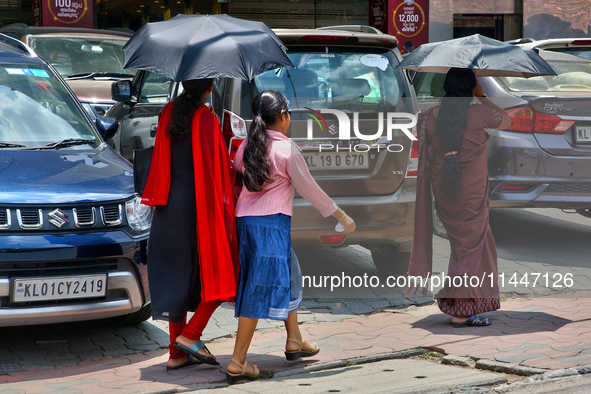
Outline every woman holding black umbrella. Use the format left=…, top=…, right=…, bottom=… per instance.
left=408, top=68, right=511, bottom=327
left=142, top=79, right=239, bottom=370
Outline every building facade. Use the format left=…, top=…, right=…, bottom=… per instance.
left=0, top=0, right=590, bottom=43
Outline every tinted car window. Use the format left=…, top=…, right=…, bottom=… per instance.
left=28, top=36, right=136, bottom=77
left=139, top=71, right=171, bottom=103
left=242, top=47, right=411, bottom=118
left=0, top=63, right=98, bottom=147
left=495, top=60, right=591, bottom=92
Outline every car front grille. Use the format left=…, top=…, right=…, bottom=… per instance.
left=0, top=258, right=120, bottom=278
left=547, top=183, right=591, bottom=194
left=0, top=204, right=123, bottom=231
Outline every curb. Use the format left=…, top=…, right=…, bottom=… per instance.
left=273, top=348, right=426, bottom=378
left=140, top=348, right=428, bottom=394
left=475, top=359, right=546, bottom=376
left=434, top=365, right=591, bottom=393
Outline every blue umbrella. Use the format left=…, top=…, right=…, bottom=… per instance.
left=396, top=34, right=556, bottom=78
left=123, top=14, right=295, bottom=82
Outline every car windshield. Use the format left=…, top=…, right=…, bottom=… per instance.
left=0, top=63, right=98, bottom=148
left=495, top=60, right=591, bottom=92
left=28, top=36, right=136, bottom=77
left=243, top=48, right=411, bottom=116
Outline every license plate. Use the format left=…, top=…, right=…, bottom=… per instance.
left=575, top=126, right=591, bottom=143
left=303, top=152, right=369, bottom=170
left=12, top=275, right=107, bottom=303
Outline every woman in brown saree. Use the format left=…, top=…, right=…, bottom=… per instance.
left=408, top=68, right=511, bottom=327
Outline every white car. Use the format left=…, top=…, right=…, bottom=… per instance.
left=519, top=38, right=591, bottom=60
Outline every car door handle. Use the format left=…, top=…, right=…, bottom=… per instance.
left=150, top=124, right=157, bottom=137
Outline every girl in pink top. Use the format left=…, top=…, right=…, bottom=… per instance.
left=226, top=91, right=355, bottom=383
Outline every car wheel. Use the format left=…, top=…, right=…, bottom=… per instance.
left=576, top=208, right=591, bottom=218
left=370, top=244, right=410, bottom=277
left=112, top=303, right=152, bottom=325
left=432, top=197, right=448, bottom=239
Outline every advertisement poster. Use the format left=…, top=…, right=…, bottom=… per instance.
left=36, top=0, right=93, bottom=28
left=388, top=0, right=429, bottom=54
left=369, top=0, right=387, bottom=33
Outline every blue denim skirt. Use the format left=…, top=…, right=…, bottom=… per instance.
left=234, top=214, right=301, bottom=320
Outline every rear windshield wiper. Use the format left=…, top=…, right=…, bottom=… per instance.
left=65, top=72, right=134, bottom=80
left=0, top=142, right=27, bottom=148
left=32, top=138, right=96, bottom=150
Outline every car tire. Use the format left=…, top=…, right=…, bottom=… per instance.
left=112, top=303, right=152, bottom=325
left=576, top=208, right=591, bottom=218
left=432, top=197, right=448, bottom=239
left=370, top=244, right=410, bottom=277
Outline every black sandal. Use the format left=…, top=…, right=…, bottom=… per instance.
left=452, top=315, right=491, bottom=327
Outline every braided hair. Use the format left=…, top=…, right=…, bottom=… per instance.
left=242, top=90, right=289, bottom=192
left=435, top=68, right=477, bottom=200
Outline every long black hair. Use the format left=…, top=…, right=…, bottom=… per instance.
left=242, top=90, right=289, bottom=192
left=167, top=78, right=213, bottom=141
left=435, top=68, right=477, bottom=200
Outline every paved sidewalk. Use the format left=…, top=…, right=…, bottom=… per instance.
left=2, top=293, right=591, bottom=393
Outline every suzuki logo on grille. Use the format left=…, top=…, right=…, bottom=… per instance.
left=328, top=124, right=338, bottom=135
left=48, top=209, right=68, bottom=228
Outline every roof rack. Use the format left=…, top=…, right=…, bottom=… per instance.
left=316, top=25, right=383, bottom=35
left=0, top=33, right=36, bottom=56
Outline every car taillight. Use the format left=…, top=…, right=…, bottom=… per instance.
left=228, top=138, right=243, bottom=161
left=506, top=107, right=534, bottom=132
left=506, top=107, right=575, bottom=134
left=535, top=113, right=575, bottom=134
left=405, top=139, right=419, bottom=178
left=571, top=40, right=591, bottom=45
left=222, top=110, right=247, bottom=147
left=301, top=35, right=350, bottom=43
left=320, top=235, right=346, bottom=245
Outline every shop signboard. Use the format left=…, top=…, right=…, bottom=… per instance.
left=370, top=0, right=429, bottom=54
left=32, top=0, right=93, bottom=28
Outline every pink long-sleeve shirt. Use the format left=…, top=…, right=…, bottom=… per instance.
left=234, top=129, right=337, bottom=218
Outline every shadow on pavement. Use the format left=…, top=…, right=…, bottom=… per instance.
left=409, top=310, right=572, bottom=336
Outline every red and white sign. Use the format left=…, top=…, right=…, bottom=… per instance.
left=388, top=0, right=429, bottom=54
left=33, top=0, right=93, bottom=28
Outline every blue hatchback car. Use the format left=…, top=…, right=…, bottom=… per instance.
left=0, top=34, right=152, bottom=326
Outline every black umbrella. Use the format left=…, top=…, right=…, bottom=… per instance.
left=396, top=34, right=556, bottom=77
left=123, top=14, right=295, bottom=81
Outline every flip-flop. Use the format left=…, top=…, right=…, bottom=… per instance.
left=226, top=357, right=260, bottom=384
left=452, top=315, right=491, bottom=328
left=284, top=338, right=320, bottom=361
left=166, top=355, right=202, bottom=371
left=173, top=340, right=220, bottom=366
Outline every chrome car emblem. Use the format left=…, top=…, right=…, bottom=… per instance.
left=328, top=124, right=339, bottom=135
left=48, top=208, right=68, bottom=228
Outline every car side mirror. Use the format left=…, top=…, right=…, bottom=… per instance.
left=112, top=80, right=132, bottom=102
left=96, top=116, right=119, bottom=141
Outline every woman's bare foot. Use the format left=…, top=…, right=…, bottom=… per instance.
left=167, top=355, right=189, bottom=368
left=450, top=316, right=469, bottom=324
left=175, top=335, right=217, bottom=362
left=286, top=338, right=316, bottom=352
left=227, top=358, right=258, bottom=375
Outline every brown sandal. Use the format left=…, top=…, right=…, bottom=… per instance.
left=226, top=358, right=260, bottom=384
left=285, top=338, right=320, bottom=361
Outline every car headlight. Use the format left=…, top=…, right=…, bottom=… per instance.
left=126, top=196, right=153, bottom=232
